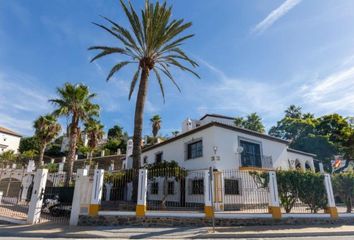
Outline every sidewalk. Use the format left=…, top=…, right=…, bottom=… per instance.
left=0, top=223, right=353, bottom=239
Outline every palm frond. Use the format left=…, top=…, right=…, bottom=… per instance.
left=106, top=61, right=132, bottom=81
left=153, top=68, right=165, bottom=103
left=129, top=67, right=141, bottom=100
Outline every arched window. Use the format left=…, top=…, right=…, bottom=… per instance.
left=295, top=159, right=302, bottom=170
left=305, top=161, right=312, bottom=171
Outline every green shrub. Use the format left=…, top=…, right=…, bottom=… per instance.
left=297, top=171, right=327, bottom=213
left=332, top=172, right=354, bottom=213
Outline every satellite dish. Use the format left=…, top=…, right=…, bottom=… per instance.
left=236, top=146, right=244, bottom=154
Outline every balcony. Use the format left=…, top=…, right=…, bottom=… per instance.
left=238, top=153, right=273, bottom=170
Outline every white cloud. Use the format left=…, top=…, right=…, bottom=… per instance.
left=0, top=71, right=53, bottom=135
left=252, top=0, right=302, bottom=35
left=301, top=64, right=354, bottom=115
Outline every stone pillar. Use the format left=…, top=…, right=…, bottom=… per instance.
left=204, top=169, right=214, bottom=218
left=89, top=169, right=104, bottom=216
left=70, top=169, right=88, bottom=226
left=20, top=174, right=34, bottom=201
left=324, top=174, right=338, bottom=219
left=136, top=169, right=147, bottom=217
left=104, top=182, right=113, bottom=201
left=27, top=169, right=48, bottom=224
left=319, top=163, right=324, bottom=173
left=116, top=148, right=121, bottom=155
left=268, top=171, right=282, bottom=220
left=27, top=160, right=35, bottom=173
left=101, top=150, right=105, bottom=157
left=58, top=162, right=64, bottom=173
left=0, top=191, right=2, bottom=203
left=213, top=171, right=224, bottom=211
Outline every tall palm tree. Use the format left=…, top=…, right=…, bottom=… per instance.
left=89, top=0, right=199, bottom=169
left=150, top=115, right=161, bottom=140
left=84, top=118, right=105, bottom=166
left=50, top=83, right=99, bottom=185
left=33, top=114, right=61, bottom=166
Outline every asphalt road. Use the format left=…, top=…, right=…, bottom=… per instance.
left=0, top=223, right=353, bottom=239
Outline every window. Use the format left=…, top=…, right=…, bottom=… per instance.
left=240, top=140, right=262, bottom=167
left=224, top=179, right=241, bottom=195
left=191, top=179, right=204, bottom=195
left=143, top=156, right=148, bottom=164
left=155, top=152, right=163, bottom=164
left=167, top=181, right=174, bottom=195
left=151, top=182, right=159, bottom=195
left=187, top=140, right=203, bottom=159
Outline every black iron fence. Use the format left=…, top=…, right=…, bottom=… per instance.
left=101, top=169, right=139, bottom=211
left=147, top=168, right=205, bottom=211
left=222, top=169, right=270, bottom=213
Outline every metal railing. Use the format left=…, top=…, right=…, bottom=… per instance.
left=239, top=153, right=273, bottom=169
left=222, top=169, right=270, bottom=213
left=147, top=168, right=205, bottom=211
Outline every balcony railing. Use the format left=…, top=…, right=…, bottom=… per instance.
left=239, top=153, right=273, bottom=169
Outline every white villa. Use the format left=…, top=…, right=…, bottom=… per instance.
left=140, top=114, right=316, bottom=172
left=120, top=114, right=317, bottom=211
left=0, top=126, right=22, bottom=154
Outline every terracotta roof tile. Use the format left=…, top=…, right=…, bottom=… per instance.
left=0, top=126, right=22, bottom=137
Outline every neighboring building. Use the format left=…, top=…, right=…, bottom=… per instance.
left=141, top=114, right=316, bottom=171
left=0, top=126, right=22, bottom=154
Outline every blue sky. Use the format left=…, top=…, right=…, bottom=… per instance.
left=1, top=0, right=354, bottom=137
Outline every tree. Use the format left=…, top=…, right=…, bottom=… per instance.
left=89, top=0, right=199, bottom=170
left=33, top=114, right=61, bottom=166
left=84, top=118, right=105, bottom=166
left=285, top=105, right=302, bottom=119
left=150, top=115, right=161, bottom=142
left=50, top=83, right=99, bottom=185
left=234, top=113, right=265, bottom=133
left=332, top=172, right=354, bottom=213
left=19, top=137, right=40, bottom=153
left=171, top=131, right=179, bottom=137
left=107, top=125, right=124, bottom=139
left=106, top=124, right=128, bottom=154
left=0, top=150, right=17, bottom=168
left=147, top=160, right=186, bottom=209
left=20, top=150, right=38, bottom=162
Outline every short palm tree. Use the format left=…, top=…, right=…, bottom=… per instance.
left=84, top=118, right=105, bottom=166
left=50, top=83, right=99, bottom=185
left=33, top=114, right=61, bottom=166
left=0, top=150, right=16, bottom=168
left=150, top=115, right=161, bottom=140
left=89, top=0, right=199, bottom=169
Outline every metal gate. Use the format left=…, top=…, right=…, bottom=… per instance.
left=39, top=174, right=74, bottom=224
left=0, top=169, right=32, bottom=222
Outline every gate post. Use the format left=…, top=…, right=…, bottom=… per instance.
left=204, top=169, right=214, bottom=218
left=27, top=169, right=48, bottom=224
left=136, top=169, right=147, bottom=217
left=70, top=169, right=88, bottom=226
left=88, top=169, right=104, bottom=216
left=268, top=171, right=282, bottom=220
left=324, top=174, right=338, bottom=219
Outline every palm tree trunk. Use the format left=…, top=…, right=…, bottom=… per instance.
left=132, top=68, right=149, bottom=169
left=131, top=68, right=149, bottom=201
left=89, top=150, right=93, bottom=166
left=65, top=115, right=79, bottom=186
left=38, top=143, right=46, bottom=167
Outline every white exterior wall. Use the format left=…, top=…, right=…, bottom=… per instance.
left=0, top=132, right=21, bottom=154
left=200, top=116, right=234, bottom=126
left=287, top=151, right=315, bottom=171
left=142, top=127, right=216, bottom=170
left=142, top=125, right=292, bottom=171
